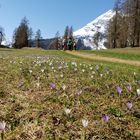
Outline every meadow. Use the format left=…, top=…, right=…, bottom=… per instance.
left=0, top=48, right=140, bottom=140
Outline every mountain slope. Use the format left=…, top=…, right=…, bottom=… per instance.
left=74, top=10, right=115, bottom=50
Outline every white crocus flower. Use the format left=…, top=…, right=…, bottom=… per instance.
left=36, top=82, right=40, bottom=88
left=92, top=71, right=95, bottom=74
left=74, top=68, right=77, bottom=71
left=137, top=89, right=140, bottom=96
left=91, top=75, right=94, bottom=79
left=29, top=70, right=32, bottom=73
left=62, top=85, right=66, bottom=91
left=90, top=67, right=93, bottom=70
left=82, top=69, right=85, bottom=73
left=41, top=69, right=44, bottom=73
left=64, top=108, right=71, bottom=115
left=100, top=74, right=103, bottom=77
left=82, top=119, right=88, bottom=128
left=58, top=66, right=62, bottom=69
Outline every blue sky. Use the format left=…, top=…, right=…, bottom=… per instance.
left=0, top=0, right=115, bottom=40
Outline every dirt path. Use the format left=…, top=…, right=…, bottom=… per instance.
left=66, top=51, right=140, bottom=66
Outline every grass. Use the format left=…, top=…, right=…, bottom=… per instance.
left=80, top=47, right=140, bottom=61
left=0, top=48, right=140, bottom=140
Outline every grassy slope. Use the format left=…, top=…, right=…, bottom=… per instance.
left=1, top=48, right=139, bottom=72
left=0, top=48, right=140, bottom=139
left=80, top=47, right=140, bottom=61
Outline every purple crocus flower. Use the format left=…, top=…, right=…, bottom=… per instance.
left=50, top=83, right=56, bottom=90
left=116, top=86, right=122, bottom=95
left=126, top=84, right=132, bottom=91
left=0, top=121, right=6, bottom=132
left=126, top=101, right=133, bottom=110
left=76, top=90, right=82, bottom=96
left=103, top=114, right=109, bottom=123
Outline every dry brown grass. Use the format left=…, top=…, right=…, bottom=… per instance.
left=66, top=51, right=140, bottom=66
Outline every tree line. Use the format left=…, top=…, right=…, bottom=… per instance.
left=48, top=26, right=74, bottom=50
left=0, top=16, right=75, bottom=49
left=12, top=17, right=43, bottom=49
left=107, top=0, right=140, bottom=48
left=1, top=0, right=139, bottom=49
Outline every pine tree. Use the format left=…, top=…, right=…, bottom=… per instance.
left=13, top=17, right=29, bottom=48
left=63, top=26, right=69, bottom=42
left=69, top=26, right=73, bottom=39
left=35, top=29, right=42, bottom=48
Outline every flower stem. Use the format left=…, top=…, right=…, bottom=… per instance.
left=81, top=128, right=86, bottom=140
left=1, top=132, right=4, bottom=140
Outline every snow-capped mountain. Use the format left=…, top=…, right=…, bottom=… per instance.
left=74, top=10, right=115, bottom=50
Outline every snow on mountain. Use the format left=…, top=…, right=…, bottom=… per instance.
left=74, top=10, right=115, bottom=50
left=1, top=40, right=7, bottom=46
left=1, top=39, right=12, bottom=47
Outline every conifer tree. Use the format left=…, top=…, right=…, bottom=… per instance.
left=69, top=26, right=73, bottom=39
left=63, top=26, right=69, bottom=42
left=35, top=29, right=42, bottom=48
left=13, top=17, right=29, bottom=48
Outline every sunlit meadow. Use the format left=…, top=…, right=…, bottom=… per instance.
left=0, top=48, right=140, bottom=140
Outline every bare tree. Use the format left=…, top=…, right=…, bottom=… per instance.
left=0, top=26, right=5, bottom=45
left=48, top=31, right=61, bottom=50
left=28, top=27, right=33, bottom=47
left=107, top=0, right=140, bottom=48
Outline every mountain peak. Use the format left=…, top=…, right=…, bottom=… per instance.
left=74, top=10, right=115, bottom=49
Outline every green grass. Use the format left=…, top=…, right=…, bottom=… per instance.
left=80, top=47, right=140, bottom=61
left=0, top=48, right=140, bottom=139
